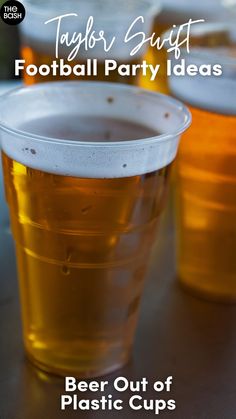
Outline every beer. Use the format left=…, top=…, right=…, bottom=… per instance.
left=0, top=82, right=191, bottom=376
left=139, top=22, right=170, bottom=94
left=177, top=107, right=236, bottom=302
left=20, top=0, right=159, bottom=85
left=2, top=152, right=171, bottom=376
left=140, top=0, right=232, bottom=93
left=168, top=24, right=236, bottom=302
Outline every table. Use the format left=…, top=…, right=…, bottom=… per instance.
left=1, top=203, right=236, bottom=419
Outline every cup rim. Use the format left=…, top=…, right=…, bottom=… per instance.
left=0, top=81, right=191, bottom=149
left=162, top=22, right=236, bottom=66
left=21, top=0, right=162, bottom=21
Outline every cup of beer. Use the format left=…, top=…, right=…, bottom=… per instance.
left=140, top=0, right=234, bottom=93
left=0, top=81, right=191, bottom=377
left=19, top=0, right=160, bottom=85
left=165, top=23, right=236, bottom=302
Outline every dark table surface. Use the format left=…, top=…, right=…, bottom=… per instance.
left=1, top=191, right=236, bottom=419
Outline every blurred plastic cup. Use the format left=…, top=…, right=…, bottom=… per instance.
left=20, top=0, right=161, bottom=85
left=164, top=22, right=236, bottom=302
left=140, top=0, right=236, bottom=93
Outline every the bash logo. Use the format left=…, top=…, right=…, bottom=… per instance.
left=0, top=0, right=25, bottom=25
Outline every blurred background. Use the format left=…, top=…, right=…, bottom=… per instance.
left=0, top=16, right=20, bottom=79
left=1, top=0, right=235, bottom=81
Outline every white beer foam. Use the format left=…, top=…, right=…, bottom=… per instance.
left=20, top=0, right=159, bottom=60
left=167, top=24, right=236, bottom=115
left=169, top=68, right=236, bottom=116
left=0, top=82, right=191, bottom=178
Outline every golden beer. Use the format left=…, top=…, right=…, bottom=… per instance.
left=177, top=107, right=236, bottom=301
left=169, top=24, right=236, bottom=301
left=0, top=82, right=190, bottom=376
left=139, top=21, right=170, bottom=94
left=2, top=153, right=170, bottom=376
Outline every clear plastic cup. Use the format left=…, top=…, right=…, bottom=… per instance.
left=164, top=22, right=236, bottom=302
left=19, top=0, right=161, bottom=85
left=0, top=81, right=191, bottom=376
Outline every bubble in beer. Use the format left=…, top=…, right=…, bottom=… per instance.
left=127, top=296, right=141, bottom=318
left=81, top=205, right=93, bottom=215
left=61, top=265, right=70, bottom=276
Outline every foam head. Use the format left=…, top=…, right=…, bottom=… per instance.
left=164, top=23, right=236, bottom=115
left=0, top=82, right=191, bottom=178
